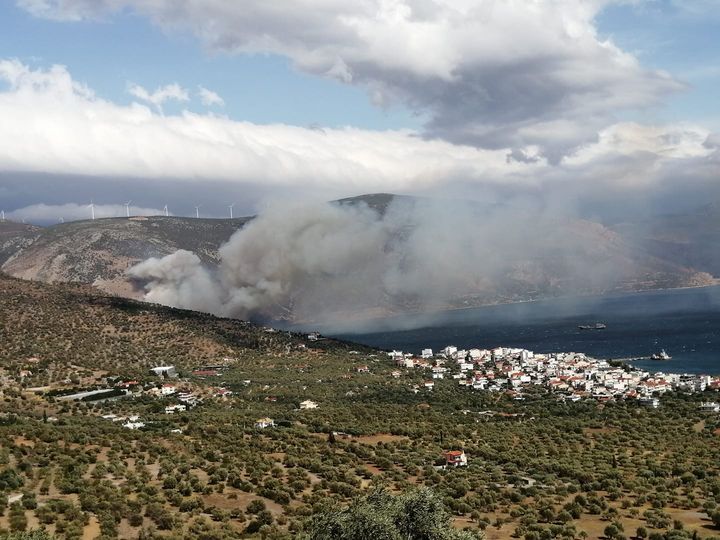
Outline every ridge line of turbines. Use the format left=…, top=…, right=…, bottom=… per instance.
left=0, top=202, right=238, bottom=224
left=87, top=200, right=236, bottom=220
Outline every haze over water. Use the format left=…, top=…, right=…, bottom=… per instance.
left=331, top=286, right=720, bottom=375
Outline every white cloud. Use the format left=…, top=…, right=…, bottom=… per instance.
left=127, top=82, right=189, bottom=111
left=16, top=0, right=685, bottom=158
left=0, top=59, right=716, bottom=216
left=197, top=86, right=224, bottom=107
left=7, top=202, right=166, bottom=222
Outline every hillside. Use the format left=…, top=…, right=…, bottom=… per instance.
left=0, top=272, right=364, bottom=379
left=613, top=202, right=720, bottom=278
left=0, top=221, right=42, bottom=266
left=2, top=274, right=720, bottom=539
left=1, top=215, right=249, bottom=297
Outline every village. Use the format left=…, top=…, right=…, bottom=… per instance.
left=389, top=344, right=720, bottom=408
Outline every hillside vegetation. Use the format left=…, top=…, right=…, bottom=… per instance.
left=1, top=276, right=720, bottom=538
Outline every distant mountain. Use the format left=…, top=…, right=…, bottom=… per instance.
left=612, top=202, right=720, bottom=277
left=2, top=215, right=249, bottom=296
left=336, top=192, right=418, bottom=214
left=1, top=195, right=716, bottom=321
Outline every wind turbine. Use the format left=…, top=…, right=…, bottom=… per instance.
left=88, top=200, right=95, bottom=220
left=163, top=205, right=169, bottom=217
left=228, top=203, right=235, bottom=219
left=1, top=210, right=4, bottom=222
left=194, top=205, right=201, bottom=219
left=124, top=200, right=132, bottom=218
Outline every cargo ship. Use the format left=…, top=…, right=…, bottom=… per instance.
left=578, top=323, right=607, bottom=330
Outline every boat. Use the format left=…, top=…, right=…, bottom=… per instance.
left=650, top=349, right=671, bottom=361
left=578, top=323, right=607, bottom=330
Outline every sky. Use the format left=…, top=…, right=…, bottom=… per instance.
left=0, top=0, right=718, bottom=223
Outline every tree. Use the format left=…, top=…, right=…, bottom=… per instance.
left=635, top=526, right=647, bottom=539
left=604, top=524, right=619, bottom=539
left=304, top=487, right=483, bottom=540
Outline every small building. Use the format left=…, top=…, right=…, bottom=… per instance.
left=307, top=332, right=321, bottom=341
left=443, top=450, right=467, bottom=467
left=356, top=365, right=370, bottom=373
left=699, top=401, right=720, bottom=413
left=638, top=396, right=660, bottom=408
left=150, top=366, right=177, bottom=378
left=161, top=384, right=177, bottom=395
left=165, top=404, right=186, bottom=414
left=255, top=417, right=275, bottom=429
left=300, top=400, right=318, bottom=410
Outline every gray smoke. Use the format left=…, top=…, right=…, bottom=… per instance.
left=127, top=197, right=699, bottom=327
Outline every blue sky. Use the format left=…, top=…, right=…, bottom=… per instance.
left=0, top=1, right=718, bottom=222
left=2, top=1, right=715, bottom=131
left=0, top=3, right=421, bottom=130
left=596, top=1, right=720, bottom=129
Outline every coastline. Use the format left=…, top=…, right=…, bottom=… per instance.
left=296, top=282, right=720, bottom=334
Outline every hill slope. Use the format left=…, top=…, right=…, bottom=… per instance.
left=613, top=202, right=720, bottom=278
left=2, top=215, right=249, bottom=296
left=0, top=272, right=360, bottom=376
left=0, top=220, right=42, bottom=265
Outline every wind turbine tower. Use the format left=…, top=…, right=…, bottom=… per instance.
left=88, top=201, right=95, bottom=220
left=229, top=203, right=235, bottom=219
left=194, top=205, right=201, bottom=219
left=1, top=210, right=4, bottom=222
left=124, top=200, right=132, bottom=218
left=163, top=205, right=169, bottom=217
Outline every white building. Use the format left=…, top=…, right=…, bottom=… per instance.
left=150, top=366, right=177, bottom=378
left=300, top=400, right=318, bottom=409
left=165, top=404, right=186, bottom=414
left=255, top=417, right=275, bottom=429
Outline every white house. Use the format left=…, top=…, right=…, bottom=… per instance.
left=165, top=404, right=186, bottom=414
left=300, top=400, right=318, bottom=409
left=421, top=348, right=433, bottom=359
left=699, top=402, right=720, bottom=413
left=255, top=417, right=275, bottom=429
left=161, top=384, right=177, bottom=396
left=443, top=450, right=468, bottom=467
left=150, top=366, right=177, bottom=378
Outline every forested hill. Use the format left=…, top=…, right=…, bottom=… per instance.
left=0, top=273, right=367, bottom=377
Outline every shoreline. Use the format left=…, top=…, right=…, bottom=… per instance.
left=298, top=282, right=720, bottom=333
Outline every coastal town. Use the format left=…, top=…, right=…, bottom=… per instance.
left=390, top=344, right=720, bottom=407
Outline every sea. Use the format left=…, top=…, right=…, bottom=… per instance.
left=327, top=286, right=720, bottom=376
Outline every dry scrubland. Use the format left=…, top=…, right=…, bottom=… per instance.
left=1, top=275, right=720, bottom=539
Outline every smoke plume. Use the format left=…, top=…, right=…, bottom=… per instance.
left=128, top=197, right=706, bottom=327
